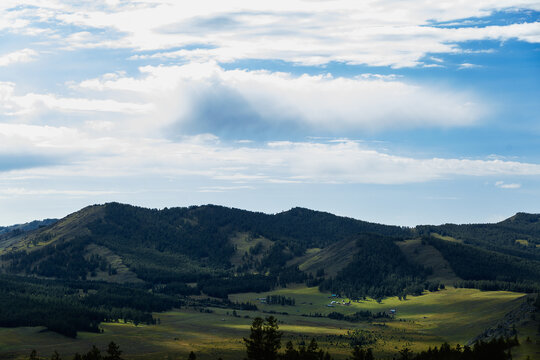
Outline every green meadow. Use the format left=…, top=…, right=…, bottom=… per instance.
left=1, top=286, right=537, bottom=360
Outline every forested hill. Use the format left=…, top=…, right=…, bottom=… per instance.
left=417, top=212, right=540, bottom=262
left=0, top=203, right=413, bottom=287
left=0, top=203, right=539, bottom=297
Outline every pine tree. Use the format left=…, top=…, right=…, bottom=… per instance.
left=84, top=345, right=102, bottom=360
left=244, top=316, right=282, bottom=360
left=398, top=347, right=413, bottom=360
left=104, top=342, right=123, bottom=360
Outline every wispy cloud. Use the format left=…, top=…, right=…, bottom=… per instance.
left=1, top=122, right=539, bottom=185
left=459, top=62, right=482, bottom=69
left=495, top=181, right=522, bottom=189
left=0, top=81, right=152, bottom=118
left=0, top=188, right=120, bottom=196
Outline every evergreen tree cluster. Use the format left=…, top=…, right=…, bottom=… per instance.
left=28, top=342, right=123, bottom=360
left=426, top=236, right=540, bottom=285
left=241, top=317, right=518, bottom=360
left=0, top=274, right=180, bottom=337
left=266, top=295, right=296, bottom=306
left=409, top=337, right=519, bottom=360
left=327, top=311, right=389, bottom=322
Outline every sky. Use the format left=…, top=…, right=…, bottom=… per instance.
left=0, top=1, right=539, bottom=226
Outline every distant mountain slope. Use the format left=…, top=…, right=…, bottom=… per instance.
left=498, top=212, right=540, bottom=236
left=416, top=213, right=540, bottom=261
left=0, top=218, right=58, bottom=255
left=0, top=219, right=57, bottom=235
left=0, top=218, right=57, bottom=239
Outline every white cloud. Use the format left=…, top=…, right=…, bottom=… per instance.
left=2, top=124, right=540, bottom=185
left=0, top=81, right=152, bottom=119
left=0, top=48, right=38, bottom=67
left=459, top=63, right=482, bottom=70
left=1, top=63, right=486, bottom=134
left=2, top=1, right=539, bottom=67
left=495, top=181, right=522, bottom=189
left=70, top=62, right=486, bottom=133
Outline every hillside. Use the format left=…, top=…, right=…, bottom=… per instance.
left=0, top=203, right=539, bottom=337
left=417, top=213, right=540, bottom=261
left=2, top=203, right=540, bottom=293
left=0, top=203, right=414, bottom=286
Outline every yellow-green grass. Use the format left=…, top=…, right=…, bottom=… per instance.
left=1, top=287, right=535, bottom=360
left=231, top=286, right=528, bottom=348
left=513, top=239, right=540, bottom=248
left=431, top=233, right=462, bottom=243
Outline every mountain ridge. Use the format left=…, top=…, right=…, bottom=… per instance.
left=0, top=202, right=538, bottom=294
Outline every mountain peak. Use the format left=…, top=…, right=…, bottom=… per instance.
left=499, top=212, right=540, bottom=225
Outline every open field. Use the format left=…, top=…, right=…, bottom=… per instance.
left=429, top=233, right=462, bottom=244
left=0, top=286, right=537, bottom=360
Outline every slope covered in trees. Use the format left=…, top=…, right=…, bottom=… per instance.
left=417, top=213, right=540, bottom=261
left=0, top=203, right=416, bottom=290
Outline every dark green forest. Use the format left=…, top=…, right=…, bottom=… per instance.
left=0, top=274, right=180, bottom=337
left=425, top=236, right=540, bottom=292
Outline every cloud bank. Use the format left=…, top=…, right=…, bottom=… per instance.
left=1, top=1, right=539, bottom=67
left=1, top=123, right=540, bottom=185
left=2, top=63, right=486, bottom=136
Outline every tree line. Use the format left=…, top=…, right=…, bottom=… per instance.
left=0, top=274, right=180, bottom=337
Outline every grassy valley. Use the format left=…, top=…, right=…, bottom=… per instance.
left=0, top=286, right=534, bottom=359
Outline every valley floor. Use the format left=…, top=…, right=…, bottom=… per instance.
left=0, top=286, right=538, bottom=360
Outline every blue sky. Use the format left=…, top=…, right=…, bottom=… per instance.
left=0, top=1, right=539, bottom=226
